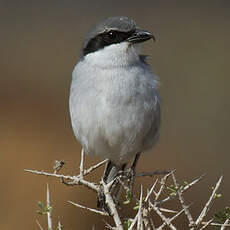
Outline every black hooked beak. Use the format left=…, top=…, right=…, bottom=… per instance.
left=127, top=29, right=155, bottom=43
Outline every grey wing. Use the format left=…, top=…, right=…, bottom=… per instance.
left=143, top=92, right=161, bottom=150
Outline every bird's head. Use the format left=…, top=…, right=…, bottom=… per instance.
left=81, top=16, right=155, bottom=64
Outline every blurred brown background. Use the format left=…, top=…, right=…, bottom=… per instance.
left=1, top=0, right=230, bottom=229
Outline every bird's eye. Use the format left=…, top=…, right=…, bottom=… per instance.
left=108, top=31, right=117, bottom=39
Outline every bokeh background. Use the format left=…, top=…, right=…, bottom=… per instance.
left=1, top=0, right=230, bottom=229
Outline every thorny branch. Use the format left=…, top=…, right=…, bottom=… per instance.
left=26, top=149, right=230, bottom=230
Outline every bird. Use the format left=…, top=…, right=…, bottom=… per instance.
left=69, top=16, right=161, bottom=196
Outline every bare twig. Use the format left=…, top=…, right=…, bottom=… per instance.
left=157, top=207, right=186, bottom=230
left=25, top=169, right=99, bottom=192
left=57, top=220, right=63, bottom=230
left=201, top=221, right=230, bottom=227
left=200, top=218, right=214, bottom=229
left=102, top=180, right=123, bottom=230
left=182, top=174, right=206, bottom=192
left=155, top=171, right=174, bottom=201
left=156, top=174, right=205, bottom=206
left=172, top=172, right=194, bottom=226
left=143, top=207, right=154, bottom=230
left=148, top=216, right=156, bottom=230
left=68, top=201, right=109, bottom=216
left=104, top=220, right=117, bottom=230
left=220, top=218, right=230, bottom=230
left=194, top=176, right=223, bottom=227
left=83, top=159, right=108, bottom=177
left=145, top=179, right=158, bottom=202
left=143, top=182, right=158, bottom=230
left=128, top=214, right=138, bottom=230
left=150, top=203, right=177, bottom=230
left=137, top=186, right=143, bottom=230
left=25, top=169, right=74, bottom=180
left=36, top=220, right=44, bottom=230
left=46, top=184, right=52, bottom=230
left=80, top=149, right=84, bottom=178
left=158, top=208, right=178, bottom=214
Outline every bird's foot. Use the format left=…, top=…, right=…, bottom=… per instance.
left=122, top=167, right=136, bottom=196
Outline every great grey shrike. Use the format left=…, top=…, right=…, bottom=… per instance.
left=69, top=16, right=161, bottom=187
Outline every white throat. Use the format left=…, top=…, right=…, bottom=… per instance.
left=84, top=42, right=141, bottom=68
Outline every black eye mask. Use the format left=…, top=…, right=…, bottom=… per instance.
left=83, top=30, right=135, bottom=56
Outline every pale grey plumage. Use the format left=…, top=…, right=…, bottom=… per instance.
left=69, top=16, right=161, bottom=185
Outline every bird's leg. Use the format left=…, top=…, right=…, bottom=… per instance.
left=127, top=152, right=141, bottom=194
left=131, top=152, right=141, bottom=172
left=97, top=161, right=126, bottom=214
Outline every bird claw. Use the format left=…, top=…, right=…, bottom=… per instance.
left=126, top=168, right=136, bottom=195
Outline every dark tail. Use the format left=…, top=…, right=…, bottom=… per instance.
left=103, top=161, right=126, bottom=184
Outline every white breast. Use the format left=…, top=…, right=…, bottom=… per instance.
left=69, top=43, right=160, bottom=164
